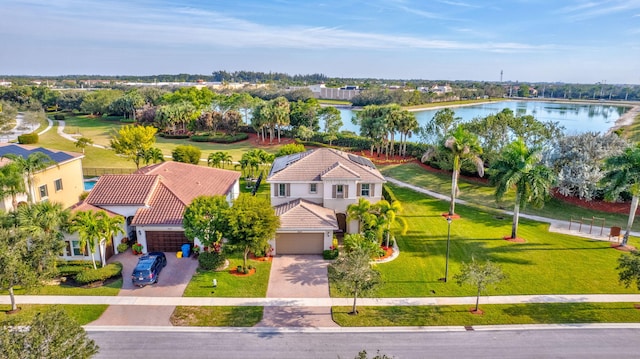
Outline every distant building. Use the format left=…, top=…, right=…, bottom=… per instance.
left=291, top=84, right=361, bottom=100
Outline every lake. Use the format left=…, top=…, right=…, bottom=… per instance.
left=337, top=101, right=630, bottom=135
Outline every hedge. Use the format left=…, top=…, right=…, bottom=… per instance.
left=382, top=185, right=398, bottom=203
left=74, top=262, right=123, bottom=284
left=17, top=133, right=38, bottom=144
left=53, top=114, right=65, bottom=121
left=190, top=133, right=248, bottom=143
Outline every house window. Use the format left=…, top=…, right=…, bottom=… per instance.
left=336, top=185, right=344, bottom=198
left=65, top=240, right=83, bottom=256
left=276, top=183, right=290, bottom=197
left=360, top=184, right=370, bottom=196
left=54, top=178, right=63, bottom=192
left=309, top=183, right=317, bottom=194
left=39, top=184, right=48, bottom=199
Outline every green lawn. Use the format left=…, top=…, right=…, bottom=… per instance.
left=332, top=302, right=640, bottom=326
left=380, top=162, right=640, bottom=232
left=357, top=185, right=640, bottom=298
left=171, top=306, right=263, bottom=326
left=0, top=304, right=107, bottom=325
left=182, top=254, right=271, bottom=297
left=2, top=278, right=122, bottom=297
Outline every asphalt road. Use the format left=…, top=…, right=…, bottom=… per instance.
left=88, top=327, right=640, bottom=359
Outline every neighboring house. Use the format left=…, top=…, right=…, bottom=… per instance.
left=266, top=148, right=386, bottom=255
left=65, top=161, right=240, bottom=258
left=0, top=143, right=84, bottom=211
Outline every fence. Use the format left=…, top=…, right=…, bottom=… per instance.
left=83, top=167, right=137, bottom=177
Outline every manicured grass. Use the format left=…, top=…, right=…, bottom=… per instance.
left=360, top=185, right=640, bottom=298
left=380, top=162, right=640, bottom=232
left=403, top=98, right=501, bottom=110
left=2, top=278, right=123, bottom=296
left=0, top=304, right=107, bottom=325
left=332, top=302, right=640, bottom=326
left=171, top=306, right=263, bottom=326
left=182, top=255, right=271, bottom=297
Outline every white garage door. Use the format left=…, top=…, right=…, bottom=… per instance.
left=276, top=233, right=324, bottom=254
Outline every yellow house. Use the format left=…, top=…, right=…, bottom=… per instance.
left=0, top=143, right=85, bottom=211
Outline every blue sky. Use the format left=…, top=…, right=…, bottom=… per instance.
left=1, top=0, right=639, bottom=84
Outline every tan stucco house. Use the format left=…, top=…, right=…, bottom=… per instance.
left=0, top=143, right=85, bottom=211
left=266, top=148, right=386, bottom=255
left=63, top=161, right=240, bottom=259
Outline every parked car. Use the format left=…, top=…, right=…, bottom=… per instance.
left=131, top=252, right=167, bottom=287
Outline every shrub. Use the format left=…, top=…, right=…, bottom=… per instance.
left=74, top=262, right=123, bottom=284
left=323, top=249, right=339, bottom=260
left=120, top=118, right=135, bottom=123
left=198, top=251, right=226, bottom=271
left=117, top=243, right=129, bottom=253
left=53, top=114, right=65, bottom=121
left=172, top=145, right=201, bottom=164
left=275, top=143, right=306, bottom=157
left=17, top=132, right=38, bottom=144
left=382, top=185, right=398, bottom=203
left=57, top=264, right=91, bottom=277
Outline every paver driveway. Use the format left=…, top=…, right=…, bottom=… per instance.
left=258, top=255, right=337, bottom=327
left=88, top=251, right=198, bottom=326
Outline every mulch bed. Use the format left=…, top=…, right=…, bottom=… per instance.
left=552, top=189, right=639, bottom=215
left=56, top=275, right=121, bottom=289
left=248, top=253, right=273, bottom=262
left=504, top=236, right=526, bottom=243
left=246, top=133, right=297, bottom=147
left=611, top=243, right=638, bottom=252
left=469, top=308, right=484, bottom=315
left=376, top=246, right=394, bottom=260
left=229, top=268, right=256, bottom=277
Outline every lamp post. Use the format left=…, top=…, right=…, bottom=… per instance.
left=444, top=216, right=453, bottom=283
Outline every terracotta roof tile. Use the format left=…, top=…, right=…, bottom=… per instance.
left=268, top=148, right=385, bottom=182
left=85, top=174, right=159, bottom=206
left=69, top=201, right=121, bottom=217
left=131, top=183, right=185, bottom=225
left=275, top=199, right=339, bottom=230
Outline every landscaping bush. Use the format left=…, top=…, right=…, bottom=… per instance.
left=53, top=114, right=65, bottom=121
left=323, top=249, right=339, bottom=260
left=56, top=264, right=91, bottom=277
left=17, top=132, right=38, bottom=144
left=117, top=242, right=129, bottom=253
left=189, top=133, right=248, bottom=143
left=382, top=185, right=398, bottom=203
left=172, top=145, right=201, bottom=164
left=162, top=133, right=191, bottom=139
left=119, top=118, right=135, bottom=123
left=198, top=251, right=226, bottom=271
left=74, top=262, right=123, bottom=284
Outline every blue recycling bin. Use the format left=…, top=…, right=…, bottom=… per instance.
left=181, top=243, right=191, bottom=258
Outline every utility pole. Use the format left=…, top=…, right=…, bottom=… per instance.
left=500, top=70, right=503, bottom=83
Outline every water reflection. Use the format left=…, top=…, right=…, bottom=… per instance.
left=338, top=101, right=628, bottom=134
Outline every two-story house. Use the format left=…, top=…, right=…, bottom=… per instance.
left=266, top=148, right=386, bottom=255
left=62, top=161, right=240, bottom=260
left=0, top=143, right=84, bottom=211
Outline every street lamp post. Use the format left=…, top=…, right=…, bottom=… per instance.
left=444, top=216, right=452, bottom=283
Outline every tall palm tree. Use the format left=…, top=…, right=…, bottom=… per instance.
left=207, top=152, right=222, bottom=168
left=600, top=144, right=640, bottom=246
left=220, top=152, right=233, bottom=169
left=96, top=211, right=125, bottom=267
left=424, top=125, right=484, bottom=216
left=0, top=162, right=27, bottom=210
left=396, top=110, right=419, bottom=157
left=2, top=152, right=54, bottom=202
left=16, top=202, right=69, bottom=273
left=490, top=139, right=555, bottom=240
left=69, top=211, right=100, bottom=269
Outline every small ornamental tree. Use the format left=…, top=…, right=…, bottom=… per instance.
left=329, top=248, right=382, bottom=315
left=110, top=124, right=157, bottom=169
left=0, top=308, right=99, bottom=359
left=183, top=195, right=230, bottom=251
left=454, top=257, right=507, bottom=313
left=225, top=194, right=279, bottom=271
left=0, top=228, right=38, bottom=312
left=172, top=144, right=202, bottom=164
left=75, top=137, right=94, bottom=154
left=617, top=251, right=640, bottom=290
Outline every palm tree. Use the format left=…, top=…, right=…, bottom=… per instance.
left=69, top=211, right=101, bottom=269
left=2, top=152, right=54, bottom=202
left=96, top=211, right=125, bottom=267
left=424, top=125, right=484, bottom=216
left=16, top=202, right=69, bottom=273
left=374, top=199, right=408, bottom=247
left=0, top=162, right=27, bottom=210
left=396, top=111, right=419, bottom=157
left=207, top=152, right=222, bottom=168
left=600, top=144, right=640, bottom=246
left=143, top=147, right=165, bottom=165
left=490, top=139, right=555, bottom=240
left=220, top=152, right=233, bottom=169
left=347, top=197, right=373, bottom=233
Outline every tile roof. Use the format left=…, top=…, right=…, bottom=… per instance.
left=268, top=148, right=385, bottom=182
left=0, top=143, right=83, bottom=167
left=86, top=162, right=240, bottom=226
left=85, top=174, right=160, bottom=206
left=69, top=201, right=121, bottom=218
left=135, top=161, right=240, bottom=204
left=321, top=162, right=361, bottom=180
left=274, top=198, right=339, bottom=230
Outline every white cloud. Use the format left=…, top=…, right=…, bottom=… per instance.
left=557, top=0, right=640, bottom=20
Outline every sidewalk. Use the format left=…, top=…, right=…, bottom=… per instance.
left=3, top=294, right=640, bottom=307
left=384, top=177, right=640, bottom=241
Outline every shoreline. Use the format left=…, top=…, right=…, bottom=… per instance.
left=607, top=105, right=640, bottom=135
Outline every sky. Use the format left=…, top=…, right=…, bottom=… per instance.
left=1, top=0, right=640, bottom=84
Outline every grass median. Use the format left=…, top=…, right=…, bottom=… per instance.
left=0, top=304, right=108, bottom=325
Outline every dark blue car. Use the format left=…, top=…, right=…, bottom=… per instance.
left=131, top=252, right=166, bottom=287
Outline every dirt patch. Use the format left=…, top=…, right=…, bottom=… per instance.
left=246, top=133, right=297, bottom=147
left=611, top=243, right=638, bottom=252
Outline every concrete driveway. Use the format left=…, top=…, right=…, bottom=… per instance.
left=88, top=251, right=198, bottom=326
left=258, top=255, right=337, bottom=327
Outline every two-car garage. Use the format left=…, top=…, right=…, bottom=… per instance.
left=144, top=231, right=190, bottom=253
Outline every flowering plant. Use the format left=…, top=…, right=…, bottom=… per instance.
left=193, top=244, right=201, bottom=254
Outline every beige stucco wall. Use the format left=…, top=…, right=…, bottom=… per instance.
left=33, top=158, right=84, bottom=209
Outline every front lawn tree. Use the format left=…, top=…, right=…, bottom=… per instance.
left=454, top=257, right=506, bottom=313
left=617, top=250, right=640, bottom=290
left=110, top=124, right=158, bottom=169
left=490, top=139, right=555, bottom=240
left=225, top=194, right=279, bottom=271
left=75, top=136, right=94, bottom=154
left=328, top=248, right=382, bottom=315
left=600, top=144, right=640, bottom=247
left=183, top=195, right=230, bottom=251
